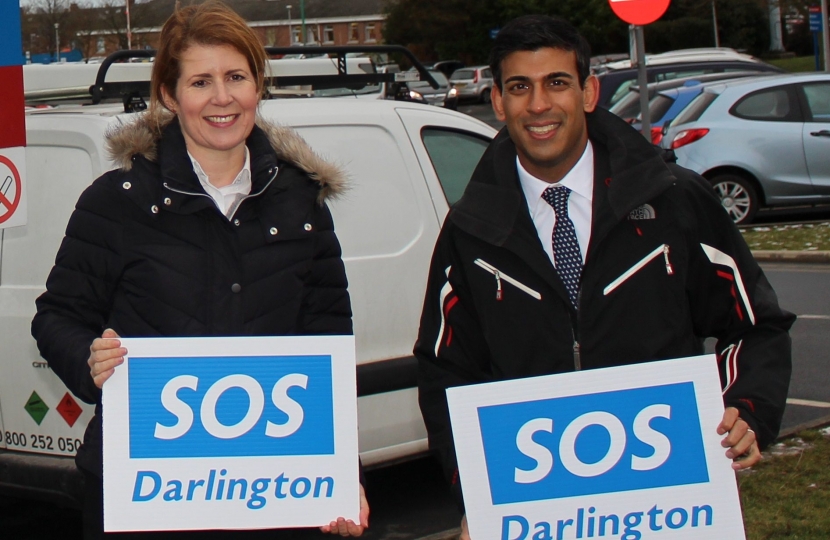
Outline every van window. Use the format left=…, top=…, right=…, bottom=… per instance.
left=421, top=128, right=490, bottom=205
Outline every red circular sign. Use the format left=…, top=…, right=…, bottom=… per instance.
left=609, top=0, right=671, bottom=26
left=0, top=154, right=22, bottom=224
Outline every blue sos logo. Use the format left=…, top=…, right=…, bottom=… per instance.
left=128, top=355, right=333, bottom=459
left=478, top=383, right=709, bottom=505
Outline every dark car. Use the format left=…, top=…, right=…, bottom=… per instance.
left=597, top=59, right=784, bottom=110
left=426, top=60, right=465, bottom=78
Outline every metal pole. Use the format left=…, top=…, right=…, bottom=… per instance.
left=300, top=0, right=306, bottom=44
left=635, top=26, right=651, bottom=141
left=54, top=23, right=59, bottom=62
left=126, top=0, right=132, bottom=49
left=712, top=1, right=720, bottom=48
left=286, top=5, right=292, bottom=44
left=823, top=0, right=830, bottom=72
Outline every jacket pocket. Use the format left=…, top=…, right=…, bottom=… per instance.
left=474, top=259, right=542, bottom=300
left=603, top=244, right=674, bottom=296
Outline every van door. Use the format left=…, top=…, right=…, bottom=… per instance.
left=0, top=114, right=110, bottom=458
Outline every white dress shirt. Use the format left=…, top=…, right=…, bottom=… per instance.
left=517, top=141, right=594, bottom=267
left=188, top=147, right=252, bottom=219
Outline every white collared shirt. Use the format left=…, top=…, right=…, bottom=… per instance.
left=187, top=147, right=252, bottom=219
left=517, top=141, right=594, bottom=266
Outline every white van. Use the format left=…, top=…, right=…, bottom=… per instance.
left=0, top=57, right=496, bottom=507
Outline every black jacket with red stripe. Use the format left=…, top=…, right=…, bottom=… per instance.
left=414, top=108, right=795, bottom=510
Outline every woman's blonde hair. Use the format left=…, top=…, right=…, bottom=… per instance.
left=150, top=1, right=266, bottom=112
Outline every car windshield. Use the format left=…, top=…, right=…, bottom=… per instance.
left=451, top=69, right=476, bottom=80
left=409, top=71, right=448, bottom=89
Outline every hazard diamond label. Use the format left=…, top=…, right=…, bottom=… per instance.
left=24, top=391, right=49, bottom=425
left=57, top=392, right=83, bottom=427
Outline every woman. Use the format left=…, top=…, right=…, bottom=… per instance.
left=31, top=2, right=368, bottom=538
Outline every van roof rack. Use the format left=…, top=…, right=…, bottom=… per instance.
left=85, top=45, right=437, bottom=107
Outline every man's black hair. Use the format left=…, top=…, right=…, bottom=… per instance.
left=489, top=15, right=591, bottom=90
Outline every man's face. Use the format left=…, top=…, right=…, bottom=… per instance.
left=492, top=47, right=599, bottom=183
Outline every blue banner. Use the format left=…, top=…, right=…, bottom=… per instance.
left=128, top=355, right=334, bottom=458
left=478, top=382, right=709, bottom=505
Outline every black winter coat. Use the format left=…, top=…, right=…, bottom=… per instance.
left=32, top=111, right=352, bottom=477
left=415, top=108, right=795, bottom=510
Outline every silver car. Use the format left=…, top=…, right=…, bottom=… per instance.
left=661, top=73, right=830, bottom=224
left=450, top=66, right=495, bottom=103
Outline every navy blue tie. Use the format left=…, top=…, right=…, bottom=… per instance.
left=543, top=186, right=583, bottom=308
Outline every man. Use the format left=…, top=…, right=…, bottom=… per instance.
left=414, top=15, right=794, bottom=538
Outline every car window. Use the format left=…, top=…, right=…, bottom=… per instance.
left=672, top=91, right=717, bottom=126
left=802, top=83, right=830, bottom=122
left=655, top=69, right=708, bottom=82
left=646, top=94, right=675, bottom=123
left=609, top=79, right=638, bottom=107
left=421, top=128, right=491, bottom=205
left=451, top=69, right=476, bottom=80
left=609, top=90, right=643, bottom=120
left=731, top=88, right=792, bottom=121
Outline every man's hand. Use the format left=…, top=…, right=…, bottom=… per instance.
left=460, top=515, right=470, bottom=540
left=87, top=329, right=125, bottom=389
left=718, top=407, right=761, bottom=470
left=320, top=484, right=369, bottom=536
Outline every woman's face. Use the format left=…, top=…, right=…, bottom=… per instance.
left=163, top=43, right=259, bottom=161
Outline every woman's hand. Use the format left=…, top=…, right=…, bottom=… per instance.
left=87, top=329, right=126, bottom=389
left=320, top=484, right=369, bottom=536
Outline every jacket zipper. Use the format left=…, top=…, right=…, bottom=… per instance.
left=603, top=244, right=673, bottom=296
left=473, top=259, right=542, bottom=300
left=162, top=166, right=280, bottom=221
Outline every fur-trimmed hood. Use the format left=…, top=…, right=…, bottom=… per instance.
left=105, top=107, right=347, bottom=201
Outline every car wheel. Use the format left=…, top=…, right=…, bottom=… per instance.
left=481, top=88, right=491, bottom=104
left=709, top=174, right=758, bottom=225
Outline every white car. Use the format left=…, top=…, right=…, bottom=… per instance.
left=0, top=86, right=496, bottom=506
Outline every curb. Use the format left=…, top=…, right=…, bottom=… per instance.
left=777, top=413, right=830, bottom=439
left=751, top=250, right=830, bottom=263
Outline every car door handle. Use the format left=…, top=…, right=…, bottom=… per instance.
left=810, top=130, right=830, bottom=137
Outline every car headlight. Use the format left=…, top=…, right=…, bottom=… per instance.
left=448, top=87, right=458, bottom=98
left=409, top=90, right=424, bottom=101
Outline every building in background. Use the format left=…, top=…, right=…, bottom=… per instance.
left=22, top=0, right=386, bottom=61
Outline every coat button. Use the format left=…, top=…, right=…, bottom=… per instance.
left=234, top=219, right=241, bottom=226
left=231, top=283, right=242, bottom=293
left=269, top=227, right=278, bottom=235
left=122, top=182, right=131, bottom=190
left=151, top=205, right=159, bottom=214
left=304, top=223, right=312, bottom=231
left=164, top=197, right=172, bottom=206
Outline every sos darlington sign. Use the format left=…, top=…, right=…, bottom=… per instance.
left=447, top=356, right=746, bottom=540
left=102, top=336, right=359, bottom=533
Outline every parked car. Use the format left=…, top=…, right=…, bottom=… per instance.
left=596, top=52, right=783, bottom=110
left=449, top=65, right=494, bottom=103
left=406, top=70, right=459, bottom=109
left=609, top=71, right=779, bottom=123
left=1, top=50, right=495, bottom=507
left=611, top=71, right=776, bottom=144
left=661, top=73, right=830, bottom=224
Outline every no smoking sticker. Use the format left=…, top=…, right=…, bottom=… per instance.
left=0, top=147, right=27, bottom=228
